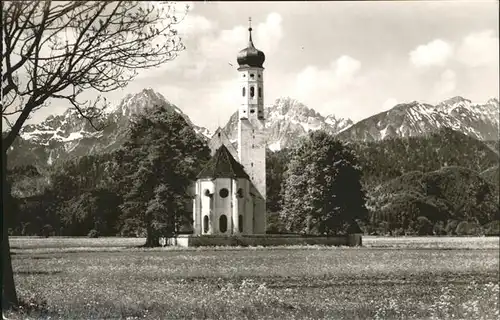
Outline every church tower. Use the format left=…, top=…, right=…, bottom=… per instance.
left=236, top=18, right=266, bottom=234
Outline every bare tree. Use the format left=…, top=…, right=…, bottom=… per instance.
left=1, top=0, right=188, bottom=309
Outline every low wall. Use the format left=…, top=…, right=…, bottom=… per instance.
left=166, top=234, right=362, bottom=247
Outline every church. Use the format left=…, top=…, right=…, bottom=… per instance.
left=169, top=19, right=361, bottom=247
left=191, top=19, right=267, bottom=236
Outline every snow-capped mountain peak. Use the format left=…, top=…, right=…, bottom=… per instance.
left=16, top=89, right=211, bottom=167
left=336, top=97, right=499, bottom=141
left=221, top=97, right=354, bottom=151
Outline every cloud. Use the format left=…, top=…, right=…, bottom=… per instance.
left=254, top=13, right=283, bottom=54
left=151, top=12, right=284, bottom=81
left=295, top=55, right=362, bottom=101
left=434, top=69, right=457, bottom=97
left=131, top=12, right=284, bottom=132
left=284, top=55, right=363, bottom=117
left=198, top=12, right=284, bottom=65
left=177, top=14, right=214, bottom=36
left=382, top=98, right=398, bottom=111
left=456, top=30, right=499, bottom=67
left=409, top=39, right=454, bottom=67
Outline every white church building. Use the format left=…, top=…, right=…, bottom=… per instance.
left=191, top=19, right=267, bottom=236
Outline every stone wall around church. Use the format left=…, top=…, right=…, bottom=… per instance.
left=167, top=234, right=363, bottom=247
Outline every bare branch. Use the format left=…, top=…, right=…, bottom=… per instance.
left=51, top=93, right=109, bottom=131
left=2, top=1, right=188, bottom=151
left=2, top=116, right=14, bottom=130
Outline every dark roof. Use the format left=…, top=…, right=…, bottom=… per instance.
left=197, top=144, right=250, bottom=180
left=237, top=27, right=265, bottom=68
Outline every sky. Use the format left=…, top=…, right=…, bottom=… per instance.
left=25, top=0, right=499, bottom=132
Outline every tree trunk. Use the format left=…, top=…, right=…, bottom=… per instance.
left=144, top=225, right=159, bottom=247
left=2, top=153, right=19, bottom=310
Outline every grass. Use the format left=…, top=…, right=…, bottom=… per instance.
left=4, top=237, right=500, bottom=319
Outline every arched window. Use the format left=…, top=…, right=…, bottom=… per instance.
left=258, top=87, right=262, bottom=98
left=219, top=188, right=229, bottom=198
left=238, top=215, right=243, bottom=233
left=219, top=215, right=227, bottom=233
left=250, top=86, right=255, bottom=98
left=203, top=216, right=209, bottom=233
left=242, top=87, right=246, bottom=97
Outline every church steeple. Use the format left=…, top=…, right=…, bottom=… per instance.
left=248, top=17, right=254, bottom=46
left=237, top=17, right=265, bottom=69
left=236, top=17, right=266, bottom=234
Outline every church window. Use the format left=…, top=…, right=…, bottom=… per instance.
left=238, top=215, right=243, bottom=232
left=250, top=109, right=255, bottom=114
left=258, top=87, right=262, bottom=98
left=203, top=216, right=209, bottom=233
left=219, top=215, right=227, bottom=233
left=250, top=73, right=255, bottom=78
left=219, top=188, right=229, bottom=198
left=237, top=188, right=244, bottom=198
left=242, top=87, right=246, bottom=97
left=258, top=74, right=261, bottom=78
left=218, top=132, right=221, bottom=138
left=250, top=86, right=255, bottom=98
left=251, top=162, right=253, bottom=167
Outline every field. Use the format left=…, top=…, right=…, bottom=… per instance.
left=5, top=237, right=500, bottom=319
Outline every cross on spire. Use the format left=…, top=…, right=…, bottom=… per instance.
left=248, top=17, right=253, bottom=44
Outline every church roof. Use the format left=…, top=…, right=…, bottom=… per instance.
left=197, top=144, right=249, bottom=180
left=237, top=19, right=265, bottom=69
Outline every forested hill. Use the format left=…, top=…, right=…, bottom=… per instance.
left=367, top=166, right=499, bottom=235
left=351, top=127, right=499, bottom=189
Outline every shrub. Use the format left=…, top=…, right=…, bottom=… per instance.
left=456, top=221, right=482, bottom=236
left=40, top=224, right=53, bottom=238
left=482, top=220, right=499, bottom=236
left=266, top=211, right=286, bottom=234
left=416, top=216, right=433, bottom=235
left=445, top=219, right=459, bottom=235
left=87, top=229, right=99, bottom=238
left=433, top=221, right=447, bottom=235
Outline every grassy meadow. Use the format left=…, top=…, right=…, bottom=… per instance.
left=5, top=237, right=500, bottom=319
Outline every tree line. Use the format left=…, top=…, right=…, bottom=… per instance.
left=9, top=122, right=499, bottom=242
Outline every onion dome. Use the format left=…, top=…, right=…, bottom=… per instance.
left=236, top=18, right=265, bottom=68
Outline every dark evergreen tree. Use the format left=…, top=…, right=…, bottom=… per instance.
left=118, top=106, right=210, bottom=246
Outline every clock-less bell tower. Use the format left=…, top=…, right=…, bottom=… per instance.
left=236, top=18, right=266, bottom=234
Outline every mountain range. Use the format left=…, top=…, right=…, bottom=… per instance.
left=337, top=96, right=499, bottom=142
left=6, top=88, right=499, bottom=169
